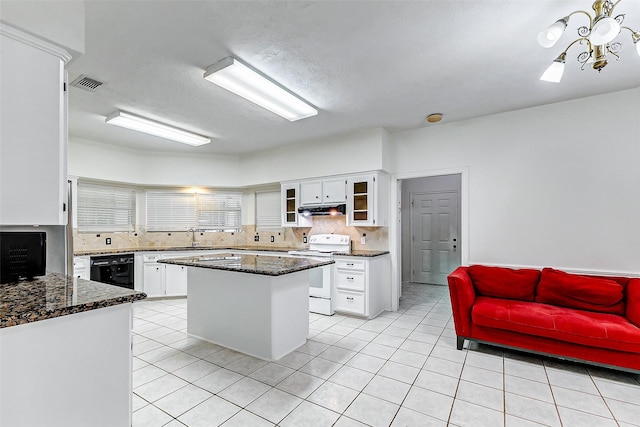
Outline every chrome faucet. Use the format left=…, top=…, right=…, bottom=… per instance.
left=189, top=228, right=199, bottom=247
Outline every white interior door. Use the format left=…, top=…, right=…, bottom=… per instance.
left=411, top=192, right=460, bottom=285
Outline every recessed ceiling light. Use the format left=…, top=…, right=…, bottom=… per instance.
left=105, top=111, right=210, bottom=146
left=426, top=113, right=443, bottom=123
left=203, top=56, right=318, bottom=122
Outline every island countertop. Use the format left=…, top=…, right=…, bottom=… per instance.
left=159, top=252, right=334, bottom=276
left=0, top=272, right=147, bottom=328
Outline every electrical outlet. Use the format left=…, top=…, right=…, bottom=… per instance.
left=303, top=236, right=308, bottom=244
left=360, top=234, right=366, bottom=245
left=106, top=238, right=112, bottom=245
left=270, top=236, right=275, bottom=243
left=254, top=235, right=259, bottom=242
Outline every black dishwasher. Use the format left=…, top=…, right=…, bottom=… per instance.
left=90, top=254, right=135, bottom=289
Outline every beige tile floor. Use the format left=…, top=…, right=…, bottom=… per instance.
left=131, top=283, right=640, bottom=427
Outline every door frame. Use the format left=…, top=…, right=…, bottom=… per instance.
left=389, top=167, right=469, bottom=311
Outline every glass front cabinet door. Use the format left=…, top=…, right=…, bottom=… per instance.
left=281, top=183, right=312, bottom=227
left=347, top=175, right=376, bottom=226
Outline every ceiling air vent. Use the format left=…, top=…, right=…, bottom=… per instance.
left=70, top=75, right=104, bottom=92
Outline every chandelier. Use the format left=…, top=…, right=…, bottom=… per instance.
left=538, top=0, right=640, bottom=82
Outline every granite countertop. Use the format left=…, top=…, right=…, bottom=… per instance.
left=159, top=253, right=334, bottom=276
left=0, top=272, right=146, bottom=328
left=335, top=250, right=390, bottom=257
left=75, top=246, right=390, bottom=257
left=75, top=246, right=300, bottom=256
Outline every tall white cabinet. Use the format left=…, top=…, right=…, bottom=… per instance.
left=0, top=25, right=71, bottom=225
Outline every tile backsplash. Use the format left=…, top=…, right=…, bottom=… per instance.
left=73, top=216, right=388, bottom=253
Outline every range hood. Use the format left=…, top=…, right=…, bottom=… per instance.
left=298, top=204, right=346, bottom=217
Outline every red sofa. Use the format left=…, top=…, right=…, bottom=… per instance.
left=447, top=265, right=640, bottom=372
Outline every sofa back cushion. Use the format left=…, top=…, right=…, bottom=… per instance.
left=535, top=268, right=625, bottom=315
left=467, top=265, right=540, bottom=301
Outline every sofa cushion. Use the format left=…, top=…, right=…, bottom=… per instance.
left=535, top=268, right=625, bottom=315
left=472, top=297, right=640, bottom=354
left=467, top=265, right=540, bottom=301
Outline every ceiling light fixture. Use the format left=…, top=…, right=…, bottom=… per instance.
left=105, top=111, right=210, bottom=146
left=538, top=0, right=640, bottom=83
left=203, top=56, right=318, bottom=121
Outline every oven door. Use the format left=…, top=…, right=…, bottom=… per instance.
left=309, top=263, right=332, bottom=299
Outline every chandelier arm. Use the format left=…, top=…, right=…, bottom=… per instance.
left=609, top=0, right=623, bottom=15
left=566, top=10, right=594, bottom=27
left=560, top=37, right=593, bottom=55
left=621, top=26, right=640, bottom=35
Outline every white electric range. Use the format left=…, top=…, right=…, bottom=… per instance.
left=288, top=234, right=350, bottom=315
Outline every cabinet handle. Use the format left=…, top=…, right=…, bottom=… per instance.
left=346, top=297, right=354, bottom=300
left=347, top=277, right=354, bottom=280
left=346, top=263, right=354, bottom=266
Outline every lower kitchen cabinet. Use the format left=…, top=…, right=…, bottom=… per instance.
left=334, top=254, right=390, bottom=318
left=143, top=260, right=165, bottom=297
left=72, top=256, right=90, bottom=280
left=141, top=250, right=222, bottom=297
left=164, top=264, right=187, bottom=296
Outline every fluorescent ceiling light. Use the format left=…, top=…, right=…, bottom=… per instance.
left=203, top=57, right=318, bottom=122
left=105, top=111, right=210, bottom=146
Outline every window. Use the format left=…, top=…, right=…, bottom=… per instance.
left=255, top=191, right=281, bottom=230
left=146, top=191, right=241, bottom=231
left=77, top=182, right=136, bottom=232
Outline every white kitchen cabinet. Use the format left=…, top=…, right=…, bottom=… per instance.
left=165, top=264, right=188, bottom=296
left=143, top=262, right=165, bottom=297
left=141, top=250, right=224, bottom=297
left=72, top=256, right=90, bottom=280
left=0, top=25, right=71, bottom=225
left=281, top=183, right=312, bottom=227
left=300, top=178, right=346, bottom=205
left=334, top=254, right=390, bottom=318
left=346, top=172, right=389, bottom=227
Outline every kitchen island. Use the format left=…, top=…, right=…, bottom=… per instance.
left=160, top=253, right=333, bottom=360
left=0, top=272, right=146, bottom=427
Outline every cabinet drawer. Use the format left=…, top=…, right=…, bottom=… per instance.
left=335, top=290, right=365, bottom=315
left=336, top=270, right=365, bottom=291
left=335, top=259, right=365, bottom=270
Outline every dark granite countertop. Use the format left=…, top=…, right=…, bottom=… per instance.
left=334, top=250, right=390, bottom=257
left=76, top=246, right=390, bottom=257
left=75, top=246, right=301, bottom=256
left=0, top=272, right=146, bottom=328
left=159, top=253, right=334, bottom=276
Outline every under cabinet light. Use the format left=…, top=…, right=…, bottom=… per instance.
left=105, top=111, right=210, bottom=146
left=203, top=57, right=318, bottom=121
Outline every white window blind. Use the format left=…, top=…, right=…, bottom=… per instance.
left=77, top=182, right=136, bottom=232
left=146, top=191, right=242, bottom=231
left=256, top=191, right=281, bottom=230
left=197, top=192, right=242, bottom=230
left=146, top=192, right=196, bottom=231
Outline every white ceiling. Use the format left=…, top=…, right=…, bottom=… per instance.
left=67, top=1, right=640, bottom=155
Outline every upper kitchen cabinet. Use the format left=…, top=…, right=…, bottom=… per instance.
left=281, top=183, right=312, bottom=227
left=300, top=177, right=346, bottom=205
left=346, top=172, right=389, bottom=227
left=0, top=25, right=71, bottom=225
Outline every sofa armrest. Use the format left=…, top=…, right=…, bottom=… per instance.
left=447, top=266, right=477, bottom=340
left=626, top=278, right=640, bottom=328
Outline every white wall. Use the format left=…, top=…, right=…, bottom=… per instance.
left=239, top=127, right=390, bottom=185
left=391, top=88, right=640, bottom=275
left=0, top=1, right=85, bottom=58
left=68, top=137, right=241, bottom=187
